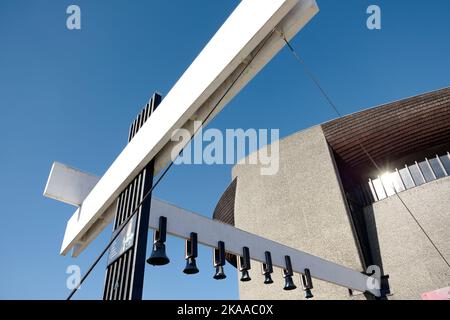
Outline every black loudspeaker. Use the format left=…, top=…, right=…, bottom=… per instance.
left=146, top=216, right=170, bottom=266
left=213, top=241, right=226, bottom=280
left=282, top=255, right=297, bottom=291
left=261, top=251, right=274, bottom=285
left=239, top=247, right=252, bottom=282
left=301, top=268, right=314, bottom=299
left=183, top=232, right=199, bottom=275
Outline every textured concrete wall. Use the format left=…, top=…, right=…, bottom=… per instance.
left=232, top=126, right=364, bottom=300
left=364, top=177, right=450, bottom=300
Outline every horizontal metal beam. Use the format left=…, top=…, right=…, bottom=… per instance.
left=149, top=198, right=380, bottom=297
left=44, top=161, right=379, bottom=296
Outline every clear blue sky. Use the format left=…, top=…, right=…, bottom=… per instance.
left=0, top=0, right=449, bottom=300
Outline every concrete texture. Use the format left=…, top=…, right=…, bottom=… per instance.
left=232, top=126, right=364, bottom=300
left=364, top=177, right=450, bottom=300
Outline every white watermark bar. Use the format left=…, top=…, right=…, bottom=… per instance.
left=170, top=122, right=280, bottom=176
left=149, top=198, right=381, bottom=297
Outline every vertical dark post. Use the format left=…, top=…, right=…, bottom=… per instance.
left=129, top=160, right=154, bottom=300
left=102, top=93, right=162, bottom=300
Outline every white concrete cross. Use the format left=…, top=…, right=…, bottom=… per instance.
left=43, top=0, right=380, bottom=297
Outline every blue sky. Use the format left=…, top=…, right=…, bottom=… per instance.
left=0, top=0, right=449, bottom=300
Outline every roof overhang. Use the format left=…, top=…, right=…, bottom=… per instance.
left=322, top=87, right=450, bottom=176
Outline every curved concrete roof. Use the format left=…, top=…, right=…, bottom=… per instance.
left=321, top=87, right=450, bottom=173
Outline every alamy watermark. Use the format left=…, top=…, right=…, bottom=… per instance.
left=366, top=265, right=381, bottom=291
left=367, top=5, right=381, bottom=30
left=170, top=121, right=280, bottom=176
left=66, top=265, right=81, bottom=290
left=65, top=4, right=381, bottom=31
left=66, top=5, right=81, bottom=30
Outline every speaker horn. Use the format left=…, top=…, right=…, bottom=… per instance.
left=183, top=232, right=199, bottom=275
left=238, top=247, right=252, bottom=282
left=146, top=216, right=170, bottom=266
left=282, top=255, right=297, bottom=291
left=261, top=251, right=274, bottom=285
left=213, top=241, right=226, bottom=280
left=301, top=268, right=314, bottom=299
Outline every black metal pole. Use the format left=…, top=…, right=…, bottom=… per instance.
left=102, top=93, right=161, bottom=300
left=130, top=160, right=154, bottom=299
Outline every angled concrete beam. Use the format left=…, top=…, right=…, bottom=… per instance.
left=54, top=0, right=319, bottom=256
left=149, top=198, right=380, bottom=297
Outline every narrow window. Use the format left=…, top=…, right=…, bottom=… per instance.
left=439, top=154, right=450, bottom=175
left=418, top=160, right=435, bottom=182
left=391, top=170, right=405, bottom=193
left=429, top=157, right=446, bottom=179
left=399, top=166, right=415, bottom=189
left=409, top=163, right=425, bottom=186
left=381, top=173, right=396, bottom=196
left=372, top=178, right=387, bottom=200
left=368, top=179, right=378, bottom=201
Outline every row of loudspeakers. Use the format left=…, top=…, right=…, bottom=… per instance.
left=146, top=217, right=314, bottom=299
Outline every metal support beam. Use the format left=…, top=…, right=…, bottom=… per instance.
left=149, top=198, right=381, bottom=297
left=44, top=158, right=378, bottom=297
